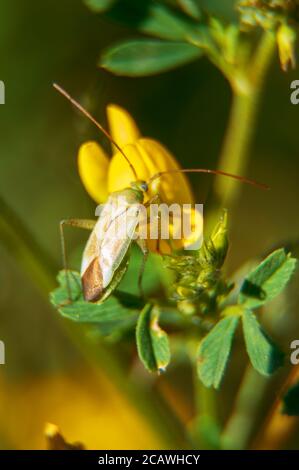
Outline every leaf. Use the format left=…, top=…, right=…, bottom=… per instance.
left=101, top=39, right=202, bottom=76
left=50, top=271, right=138, bottom=334
left=239, top=249, right=297, bottom=309
left=177, top=0, right=201, bottom=20
left=136, top=303, right=171, bottom=373
left=84, top=0, right=116, bottom=12
left=197, top=315, right=239, bottom=389
left=138, top=1, right=198, bottom=40
left=282, top=381, right=299, bottom=416
left=99, top=1, right=200, bottom=41
left=242, top=309, right=284, bottom=376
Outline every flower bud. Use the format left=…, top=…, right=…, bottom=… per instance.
left=178, top=300, right=197, bottom=316
left=199, top=210, right=229, bottom=269
left=277, top=23, right=296, bottom=71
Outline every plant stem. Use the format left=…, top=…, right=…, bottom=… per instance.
left=212, top=32, right=276, bottom=211
left=221, top=287, right=294, bottom=450
left=203, top=33, right=277, bottom=448
left=189, top=340, right=218, bottom=449
left=221, top=366, right=268, bottom=449
left=0, top=195, right=188, bottom=449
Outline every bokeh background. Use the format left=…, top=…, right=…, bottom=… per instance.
left=0, top=0, right=298, bottom=449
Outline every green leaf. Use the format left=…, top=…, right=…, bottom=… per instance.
left=282, top=381, right=299, bottom=416
left=177, top=0, right=201, bottom=20
left=138, top=2, right=198, bottom=40
left=242, top=309, right=284, bottom=376
left=84, top=0, right=116, bottom=12
left=239, top=249, right=297, bottom=309
left=99, top=1, right=199, bottom=40
left=197, top=315, right=239, bottom=389
left=101, top=39, right=202, bottom=76
left=50, top=270, right=138, bottom=334
left=136, top=303, right=171, bottom=373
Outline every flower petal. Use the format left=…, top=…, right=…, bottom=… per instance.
left=108, top=138, right=194, bottom=205
left=108, top=142, right=151, bottom=195
left=78, top=141, right=109, bottom=203
left=138, top=138, right=194, bottom=205
left=108, top=138, right=195, bottom=253
left=107, top=104, right=141, bottom=151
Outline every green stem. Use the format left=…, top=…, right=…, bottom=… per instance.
left=221, top=289, right=292, bottom=450
left=190, top=340, right=218, bottom=449
left=208, top=33, right=277, bottom=449
left=212, top=32, right=276, bottom=210
left=0, top=195, right=188, bottom=449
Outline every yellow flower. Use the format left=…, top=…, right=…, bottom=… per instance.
left=78, top=104, right=197, bottom=252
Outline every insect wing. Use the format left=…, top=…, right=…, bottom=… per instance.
left=99, top=202, right=140, bottom=289
left=81, top=197, right=117, bottom=301
left=81, top=196, right=140, bottom=302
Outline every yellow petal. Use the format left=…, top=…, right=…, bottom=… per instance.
left=108, top=138, right=195, bottom=253
left=78, top=141, right=109, bottom=203
left=108, top=142, right=151, bottom=196
left=108, top=138, right=194, bottom=206
left=107, top=104, right=141, bottom=151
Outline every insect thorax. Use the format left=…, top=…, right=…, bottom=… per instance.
left=110, top=187, right=145, bottom=204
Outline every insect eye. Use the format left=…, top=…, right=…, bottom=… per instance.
left=141, top=182, right=148, bottom=192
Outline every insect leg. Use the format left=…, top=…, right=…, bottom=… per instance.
left=143, top=194, right=163, bottom=254
left=60, top=219, right=96, bottom=302
left=136, top=237, right=149, bottom=299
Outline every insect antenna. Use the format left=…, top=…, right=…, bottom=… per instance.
left=148, top=168, right=269, bottom=191
left=53, top=83, right=138, bottom=181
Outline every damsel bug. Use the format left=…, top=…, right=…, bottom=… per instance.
left=54, top=84, right=268, bottom=303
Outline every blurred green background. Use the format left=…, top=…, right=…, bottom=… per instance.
left=0, top=0, right=299, bottom=449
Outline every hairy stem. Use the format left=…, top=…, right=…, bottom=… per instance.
left=221, top=366, right=268, bottom=449
left=213, top=32, right=276, bottom=210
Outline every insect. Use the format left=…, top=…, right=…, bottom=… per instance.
left=54, top=84, right=268, bottom=304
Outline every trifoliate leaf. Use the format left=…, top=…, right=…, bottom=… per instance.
left=101, top=39, right=202, bottom=76
left=50, top=271, right=138, bottom=333
left=242, top=309, right=284, bottom=376
left=282, top=381, right=299, bottom=416
left=197, top=315, right=239, bottom=389
left=136, top=303, right=171, bottom=373
left=239, top=249, right=297, bottom=309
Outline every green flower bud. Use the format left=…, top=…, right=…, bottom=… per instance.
left=199, top=210, right=229, bottom=269
left=178, top=300, right=197, bottom=316
left=277, top=22, right=296, bottom=71
left=176, top=286, right=197, bottom=300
